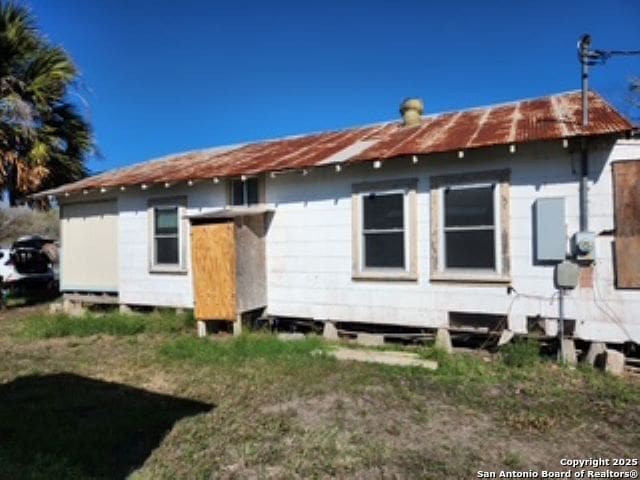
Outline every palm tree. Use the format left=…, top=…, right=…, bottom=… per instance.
left=0, top=0, right=93, bottom=206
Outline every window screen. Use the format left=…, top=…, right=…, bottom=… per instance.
left=231, top=178, right=259, bottom=206
left=362, top=192, right=405, bottom=268
left=444, top=185, right=495, bottom=269
left=246, top=178, right=259, bottom=205
left=154, top=207, right=179, bottom=265
left=231, top=180, right=245, bottom=206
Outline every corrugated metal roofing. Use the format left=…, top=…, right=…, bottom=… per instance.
left=42, top=90, right=633, bottom=196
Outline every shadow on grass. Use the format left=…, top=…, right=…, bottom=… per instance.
left=4, top=289, right=60, bottom=309
left=0, top=373, right=213, bottom=479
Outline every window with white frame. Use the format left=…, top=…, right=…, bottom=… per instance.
left=352, top=179, right=417, bottom=280
left=431, top=170, right=510, bottom=281
left=230, top=177, right=259, bottom=206
left=153, top=206, right=180, bottom=265
left=149, top=197, right=187, bottom=272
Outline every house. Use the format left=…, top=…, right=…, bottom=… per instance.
left=38, top=90, right=640, bottom=346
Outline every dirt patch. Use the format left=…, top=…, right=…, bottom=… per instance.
left=261, top=389, right=639, bottom=475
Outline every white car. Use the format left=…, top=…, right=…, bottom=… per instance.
left=0, top=238, right=57, bottom=289
left=0, top=248, right=21, bottom=285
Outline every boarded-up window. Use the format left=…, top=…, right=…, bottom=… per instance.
left=613, top=160, right=640, bottom=289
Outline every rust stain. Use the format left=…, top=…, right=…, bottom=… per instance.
left=42, top=91, right=632, bottom=196
left=579, top=265, right=594, bottom=289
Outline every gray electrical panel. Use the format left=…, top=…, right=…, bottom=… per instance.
left=555, top=260, right=580, bottom=289
left=534, top=198, right=566, bottom=262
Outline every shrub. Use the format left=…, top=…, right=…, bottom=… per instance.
left=0, top=207, right=59, bottom=246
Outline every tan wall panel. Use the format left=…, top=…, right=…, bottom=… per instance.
left=60, top=200, right=118, bottom=291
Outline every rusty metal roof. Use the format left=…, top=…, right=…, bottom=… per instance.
left=43, top=90, right=632, bottom=196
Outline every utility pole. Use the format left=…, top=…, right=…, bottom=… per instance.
left=579, top=35, right=591, bottom=128
left=578, top=35, right=591, bottom=232
left=576, top=35, right=640, bottom=231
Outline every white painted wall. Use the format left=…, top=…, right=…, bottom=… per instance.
left=73, top=137, right=640, bottom=344
left=264, top=138, right=640, bottom=344
left=117, top=181, right=227, bottom=308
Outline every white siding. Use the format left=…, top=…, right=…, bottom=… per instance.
left=265, top=139, right=640, bottom=344
left=106, top=138, right=640, bottom=344
left=118, top=182, right=227, bottom=308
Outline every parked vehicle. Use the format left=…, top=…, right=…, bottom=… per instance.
left=0, top=248, right=12, bottom=307
left=0, top=248, right=13, bottom=280
left=1, top=236, right=58, bottom=291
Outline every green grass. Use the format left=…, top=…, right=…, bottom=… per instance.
left=159, top=333, right=328, bottom=365
left=499, top=338, right=541, bottom=368
left=17, top=309, right=195, bottom=339
left=1, top=308, right=639, bottom=479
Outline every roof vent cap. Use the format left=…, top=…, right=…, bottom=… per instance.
left=400, top=98, right=424, bottom=127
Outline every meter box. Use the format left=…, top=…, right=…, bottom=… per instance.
left=555, top=260, right=580, bottom=289
left=572, top=231, right=596, bottom=262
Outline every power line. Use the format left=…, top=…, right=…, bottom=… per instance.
left=578, top=34, right=640, bottom=66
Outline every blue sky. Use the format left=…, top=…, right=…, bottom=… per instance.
left=26, top=0, right=640, bottom=174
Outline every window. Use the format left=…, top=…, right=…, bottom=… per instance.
left=148, top=196, right=187, bottom=273
left=363, top=192, right=405, bottom=268
left=231, top=177, right=259, bottom=206
left=352, top=179, right=417, bottom=280
left=154, top=207, right=179, bottom=265
left=431, top=170, right=510, bottom=282
left=444, top=185, right=495, bottom=269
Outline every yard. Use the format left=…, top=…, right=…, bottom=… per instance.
left=0, top=305, right=638, bottom=479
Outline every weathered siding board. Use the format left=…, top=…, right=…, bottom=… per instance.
left=613, top=159, right=640, bottom=288
left=265, top=140, right=640, bottom=343
left=60, top=199, right=118, bottom=292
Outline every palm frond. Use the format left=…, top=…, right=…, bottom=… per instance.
left=0, top=0, right=93, bottom=205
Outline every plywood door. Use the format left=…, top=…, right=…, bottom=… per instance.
left=191, top=223, right=237, bottom=320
